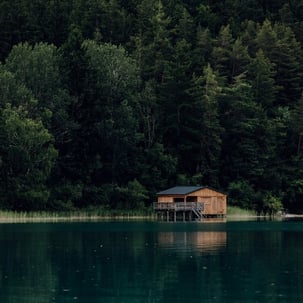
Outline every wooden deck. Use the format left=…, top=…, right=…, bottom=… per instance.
left=153, top=202, right=204, bottom=222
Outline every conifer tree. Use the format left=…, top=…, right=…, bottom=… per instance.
left=256, top=20, right=303, bottom=106
left=185, top=64, right=223, bottom=185
left=211, top=24, right=234, bottom=83
left=248, top=49, right=277, bottom=108
left=220, top=74, right=268, bottom=186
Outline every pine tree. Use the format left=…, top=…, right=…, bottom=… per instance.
left=192, top=26, right=213, bottom=74
left=248, top=49, right=277, bottom=108
left=256, top=20, right=303, bottom=106
left=211, top=24, right=234, bottom=83
left=220, top=74, right=269, bottom=186
left=184, top=64, right=223, bottom=185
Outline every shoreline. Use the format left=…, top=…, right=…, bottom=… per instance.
left=0, top=211, right=157, bottom=223
left=284, top=213, right=303, bottom=218
left=0, top=207, right=300, bottom=223
left=0, top=214, right=296, bottom=224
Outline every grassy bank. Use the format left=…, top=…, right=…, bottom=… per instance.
left=227, top=206, right=257, bottom=217
left=0, top=206, right=263, bottom=223
left=0, top=208, right=156, bottom=223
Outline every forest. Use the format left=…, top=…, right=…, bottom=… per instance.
left=0, top=0, right=303, bottom=213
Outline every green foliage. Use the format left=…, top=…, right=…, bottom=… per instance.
left=80, top=41, right=139, bottom=183
left=185, top=64, right=223, bottom=185
left=5, top=42, right=63, bottom=111
left=227, top=180, right=255, bottom=209
left=248, top=49, right=277, bottom=108
left=0, top=68, right=36, bottom=110
left=256, top=20, right=303, bottom=106
left=0, top=1, right=303, bottom=214
left=4, top=42, right=75, bottom=145
left=262, top=193, right=283, bottom=216
left=220, top=74, right=269, bottom=185
left=114, top=179, right=148, bottom=209
left=49, top=182, right=83, bottom=211
left=0, top=105, right=57, bottom=210
left=140, top=143, right=177, bottom=193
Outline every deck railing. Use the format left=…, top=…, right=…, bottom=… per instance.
left=153, top=202, right=204, bottom=211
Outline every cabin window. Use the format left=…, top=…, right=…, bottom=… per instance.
left=186, top=196, right=197, bottom=202
left=173, top=198, right=184, bottom=202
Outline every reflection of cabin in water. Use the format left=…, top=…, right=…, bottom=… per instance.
left=158, top=232, right=227, bottom=253
left=153, top=186, right=227, bottom=221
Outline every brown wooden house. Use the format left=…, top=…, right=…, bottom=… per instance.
left=154, top=186, right=227, bottom=221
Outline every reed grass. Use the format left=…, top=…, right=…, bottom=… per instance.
left=227, top=206, right=257, bottom=217
left=0, top=208, right=156, bottom=223
left=0, top=206, right=261, bottom=223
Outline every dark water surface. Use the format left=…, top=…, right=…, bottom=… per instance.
left=0, top=220, right=303, bottom=303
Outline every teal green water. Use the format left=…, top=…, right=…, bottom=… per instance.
left=0, top=220, right=303, bottom=302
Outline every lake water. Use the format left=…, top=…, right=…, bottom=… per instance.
left=0, top=219, right=303, bottom=302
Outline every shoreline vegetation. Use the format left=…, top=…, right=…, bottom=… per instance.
left=0, top=206, right=292, bottom=223
left=0, top=208, right=156, bottom=223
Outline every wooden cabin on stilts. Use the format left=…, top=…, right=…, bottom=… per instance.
left=153, top=186, right=227, bottom=222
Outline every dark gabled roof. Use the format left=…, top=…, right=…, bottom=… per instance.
left=157, top=186, right=206, bottom=195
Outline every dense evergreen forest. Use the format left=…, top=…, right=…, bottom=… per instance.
left=1, top=0, right=303, bottom=213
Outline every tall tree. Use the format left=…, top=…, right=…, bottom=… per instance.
left=5, top=42, right=65, bottom=113
left=192, top=26, right=213, bottom=74
left=185, top=64, right=223, bottom=186
left=248, top=49, right=277, bottom=108
left=159, top=37, right=193, bottom=155
left=220, top=74, right=269, bottom=187
left=4, top=42, right=81, bottom=208
left=0, top=105, right=57, bottom=210
left=211, top=25, right=234, bottom=83
left=134, top=0, right=172, bottom=82
left=77, top=40, right=140, bottom=206
left=256, top=20, right=303, bottom=106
